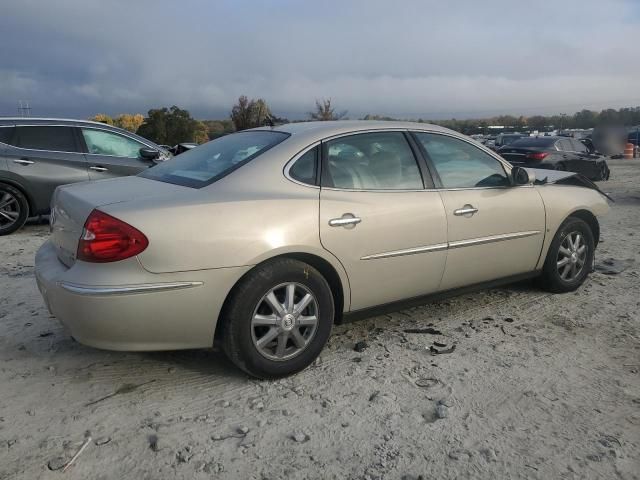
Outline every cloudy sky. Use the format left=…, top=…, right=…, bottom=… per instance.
left=1, top=0, right=639, bottom=120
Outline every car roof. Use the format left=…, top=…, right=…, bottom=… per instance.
left=254, top=120, right=454, bottom=138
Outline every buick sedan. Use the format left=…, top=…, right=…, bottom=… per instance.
left=35, top=121, right=609, bottom=378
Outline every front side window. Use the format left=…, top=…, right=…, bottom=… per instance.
left=15, top=126, right=78, bottom=152
left=289, top=147, right=318, bottom=185
left=140, top=131, right=289, bottom=188
left=414, top=132, right=509, bottom=188
left=82, top=129, right=146, bottom=158
left=323, top=132, right=423, bottom=190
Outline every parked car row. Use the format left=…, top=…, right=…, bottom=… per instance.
left=0, top=118, right=170, bottom=235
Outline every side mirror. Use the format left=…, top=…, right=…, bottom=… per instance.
left=139, top=147, right=160, bottom=161
left=512, top=166, right=535, bottom=185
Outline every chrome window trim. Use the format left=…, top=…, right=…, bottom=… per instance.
left=59, top=281, right=203, bottom=296
left=360, top=230, right=541, bottom=260
left=283, top=141, right=321, bottom=189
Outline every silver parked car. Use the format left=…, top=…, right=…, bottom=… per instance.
left=35, top=121, right=609, bottom=378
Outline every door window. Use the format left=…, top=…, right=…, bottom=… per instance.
left=0, top=127, right=15, bottom=145
left=15, top=126, right=79, bottom=152
left=557, top=138, right=572, bottom=152
left=414, top=132, right=509, bottom=188
left=323, top=132, right=423, bottom=190
left=81, top=128, right=147, bottom=158
left=289, top=147, right=318, bottom=185
left=570, top=138, right=587, bottom=153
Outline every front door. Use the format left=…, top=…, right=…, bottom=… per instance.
left=413, top=131, right=545, bottom=290
left=79, top=127, right=155, bottom=180
left=319, top=131, right=448, bottom=311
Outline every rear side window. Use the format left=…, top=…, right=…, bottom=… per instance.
left=288, top=147, right=318, bottom=185
left=0, top=127, right=15, bottom=145
left=557, top=138, right=572, bottom=152
left=140, top=131, right=289, bottom=188
left=15, top=126, right=79, bottom=153
left=570, top=138, right=587, bottom=153
left=323, top=132, right=423, bottom=190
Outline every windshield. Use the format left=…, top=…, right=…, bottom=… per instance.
left=140, top=130, right=289, bottom=188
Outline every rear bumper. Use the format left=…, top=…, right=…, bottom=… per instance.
left=35, top=240, right=249, bottom=351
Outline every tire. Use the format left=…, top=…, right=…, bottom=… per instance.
left=0, top=183, right=29, bottom=236
left=221, top=258, right=334, bottom=379
left=555, top=162, right=567, bottom=171
left=539, top=217, right=594, bottom=293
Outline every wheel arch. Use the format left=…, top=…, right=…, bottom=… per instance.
left=214, top=252, right=349, bottom=342
left=568, top=209, right=600, bottom=247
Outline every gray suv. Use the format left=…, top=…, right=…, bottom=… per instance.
left=0, top=118, right=170, bottom=235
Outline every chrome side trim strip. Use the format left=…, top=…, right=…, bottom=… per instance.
left=361, top=243, right=448, bottom=260
left=360, top=231, right=541, bottom=260
left=59, top=281, right=204, bottom=296
left=448, top=230, right=541, bottom=249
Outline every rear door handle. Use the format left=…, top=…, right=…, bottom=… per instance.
left=454, top=205, right=478, bottom=216
left=13, top=159, right=34, bottom=165
left=89, top=166, right=108, bottom=172
left=329, top=214, right=361, bottom=227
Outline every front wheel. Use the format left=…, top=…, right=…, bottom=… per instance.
left=221, top=258, right=334, bottom=379
left=539, top=217, right=594, bottom=293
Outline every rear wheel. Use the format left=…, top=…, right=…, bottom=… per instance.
left=0, top=183, right=29, bottom=236
left=221, top=258, right=334, bottom=379
left=539, top=217, right=594, bottom=293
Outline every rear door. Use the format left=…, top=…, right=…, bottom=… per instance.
left=79, top=127, right=156, bottom=180
left=413, top=131, right=545, bottom=290
left=319, top=131, right=448, bottom=311
left=7, top=125, right=89, bottom=212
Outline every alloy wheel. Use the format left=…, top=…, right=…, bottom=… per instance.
left=556, top=231, right=587, bottom=282
left=0, top=192, right=20, bottom=228
left=251, top=282, right=319, bottom=361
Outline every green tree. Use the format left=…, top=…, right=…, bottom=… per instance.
left=230, top=96, right=273, bottom=131
left=308, top=98, right=347, bottom=121
left=136, top=106, right=202, bottom=145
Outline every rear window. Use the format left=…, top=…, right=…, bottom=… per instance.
left=15, top=126, right=79, bottom=152
left=509, top=137, right=556, bottom=148
left=0, top=126, right=15, bottom=145
left=140, top=131, right=289, bottom=188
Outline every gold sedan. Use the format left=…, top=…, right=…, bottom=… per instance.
left=35, top=121, right=609, bottom=378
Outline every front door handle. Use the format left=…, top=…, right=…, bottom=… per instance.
left=454, top=204, right=478, bottom=216
left=89, top=166, right=108, bottom=172
left=329, top=214, right=361, bottom=228
left=13, top=159, right=34, bottom=165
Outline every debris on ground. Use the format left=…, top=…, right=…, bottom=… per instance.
left=62, top=436, right=92, bottom=472
left=429, top=344, right=456, bottom=355
left=403, top=327, right=443, bottom=335
left=595, top=258, right=634, bottom=275
left=354, top=341, right=368, bottom=352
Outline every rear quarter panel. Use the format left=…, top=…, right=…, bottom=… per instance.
left=534, top=184, right=609, bottom=269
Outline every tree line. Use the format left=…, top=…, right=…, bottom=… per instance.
left=91, top=101, right=640, bottom=146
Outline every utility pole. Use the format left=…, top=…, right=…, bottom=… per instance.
left=18, top=100, right=32, bottom=117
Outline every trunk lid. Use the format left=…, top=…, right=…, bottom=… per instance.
left=499, top=147, right=547, bottom=165
left=50, top=176, right=189, bottom=267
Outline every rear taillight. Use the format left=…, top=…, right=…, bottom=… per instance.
left=525, top=152, right=548, bottom=161
left=77, top=209, right=148, bottom=263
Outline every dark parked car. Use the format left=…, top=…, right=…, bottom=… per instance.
left=492, top=133, right=526, bottom=151
left=0, top=118, right=170, bottom=235
left=498, top=136, right=609, bottom=181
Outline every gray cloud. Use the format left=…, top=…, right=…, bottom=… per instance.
left=1, top=0, right=639, bottom=119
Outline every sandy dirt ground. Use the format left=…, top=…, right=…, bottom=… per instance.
left=0, top=160, right=639, bottom=480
